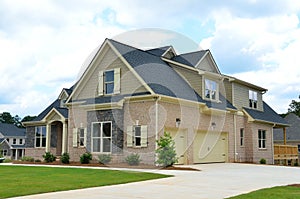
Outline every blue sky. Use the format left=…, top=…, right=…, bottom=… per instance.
left=0, top=0, right=300, bottom=117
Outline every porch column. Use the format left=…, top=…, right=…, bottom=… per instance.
left=283, top=127, right=287, bottom=145
left=15, top=149, right=18, bottom=160
left=46, top=123, right=51, bottom=152
left=62, top=122, right=67, bottom=154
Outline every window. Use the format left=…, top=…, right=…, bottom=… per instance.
left=240, top=128, right=244, bottom=146
left=205, top=79, right=218, bottom=100
left=249, top=90, right=257, bottom=109
left=92, top=122, right=112, bottom=153
left=19, top=139, right=23, bottom=145
left=258, top=129, right=266, bottom=149
left=79, top=128, right=85, bottom=147
left=98, top=68, right=120, bottom=96
left=134, top=126, right=141, bottom=147
left=6, top=138, right=9, bottom=143
left=2, top=149, right=7, bottom=156
left=35, top=126, right=46, bottom=148
left=104, top=70, right=114, bottom=94
left=13, top=139, right=16, bottom=144
left=298, top=145, right=300, bottom=153
left=127, top=125, right=148, bottom=147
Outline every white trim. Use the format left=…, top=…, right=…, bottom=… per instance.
left=91, top=121, right=112, bottom=153
left=161, top=46, right=177, bottom=57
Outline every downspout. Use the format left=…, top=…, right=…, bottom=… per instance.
left=271, top=123, right=276, bottom=165
left=155, top=96, right=160, bottom=164
left=233, top=113, right=237, bottom=162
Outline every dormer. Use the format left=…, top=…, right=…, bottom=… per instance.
left=58, top=88, right=70, bottom=108
left=161, top=46, right=176, bottom=59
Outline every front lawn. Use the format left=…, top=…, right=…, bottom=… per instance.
left=228, top=185, right=300, bottom=199
left=0, top=165, right=171, bottom=198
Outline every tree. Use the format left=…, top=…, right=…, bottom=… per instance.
left=0, top=112, right=36, bottom=128
left=155, top=132, right=178, bottom=167
left=21, top=115, right=37, bottom=123
left=0, top=112, right=15, bottom=124
left=288, top=95, right=300, bottom=117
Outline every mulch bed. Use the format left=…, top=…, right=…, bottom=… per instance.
left=12, top=161, right=200, bottom=171
left=288, top=184, right=300, bottom=188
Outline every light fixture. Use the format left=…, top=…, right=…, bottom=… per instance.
left=176, top=118, right=181, bottom=128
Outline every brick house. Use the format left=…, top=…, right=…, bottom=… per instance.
left=23, top=39, right=288, bottom=165
left=0, top=123, right=26, bottom=160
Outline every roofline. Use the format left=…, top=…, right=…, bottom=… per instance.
left=42, top=108, right=67, bottom=122
left=162, top=57, right=199, bottom=72
left=243, top=109, right=289, bottom=127
left=161, top=46, right=177, bottom=57
left=196, top=50, right=221, bottom=74
left=224, top=75, right=267, bottom=92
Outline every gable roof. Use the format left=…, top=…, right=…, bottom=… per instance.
left=273, top=113, right=300, bottom=141
left=243, top=102, right=288, bottom=127
left=146, top=46, right=171, bottom=57
left=0, top=123, right=25, bottom=137
left=172, top=50, right=208, bottom=67
left=33, top=99, right=68, bottom=122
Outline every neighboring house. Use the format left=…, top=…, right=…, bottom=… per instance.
left=274, top=113, right=300, bottom=153
left=23, top=39, right=288, bottom=165
left=0, top=123, right=26, bottom=160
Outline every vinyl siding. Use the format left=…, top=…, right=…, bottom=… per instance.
left=170, top=63, right=203, bottom=97
left=233, top=83, right=263, bottom=111
left=196, top=56, right=218, bottom=73
left=223, top=79, right=233, bottom=104
left=73, top=46, right=148, bottom=100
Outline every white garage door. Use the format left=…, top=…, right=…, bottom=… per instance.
left=193, top=131, right=228, bottom=164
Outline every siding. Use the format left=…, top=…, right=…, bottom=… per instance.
left=73, top=46, right=148, bottom=100
left=233, top=83, right=263, bottom=111
left=170, top=63, right=203, bottom=97
left=223, top=79, right=233, bottom=104
left=196, top=56, right=218, bottom=73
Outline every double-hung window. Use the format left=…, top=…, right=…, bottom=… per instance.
left=249, top=90, right=257, bottom=109
left=205, top=79, right=218, bottom=100
left=258, top=129, right=266, bottom=149
left=92, top=122, right=112, bottom=153
left=13, top=139, right=16, bottom=144
left=126, top=125, right=148, bottom=148
left=134, top=126, right=142, bottom=147
left=98, top=68, right=120, bottom=96
left=104, top=70, right=114, bottom=94
left=240, top=128, right=244, bottom=147
left=19, top=139, right=23, bottom=145
left=35, top=126, right=46, bottom=148
left=72, top=128, right=86, bottom=147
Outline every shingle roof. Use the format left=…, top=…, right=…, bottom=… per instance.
left=146, top=46, right=171, bottom=57
left=171, top=50, right=208, bottom=67
left=109, top=39, right=235, bottom=110
left=0, top=138, right=5, bottom=143
left=243, top=102, right=288, bottom=126
left=33, top=99, right=68, bottom=121
left=273, top=113, right=300, bottom=141
left=0, top=123, right=25, bottom=137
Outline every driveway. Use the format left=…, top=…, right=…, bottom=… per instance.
left=10, top=163, right=300, bottom=199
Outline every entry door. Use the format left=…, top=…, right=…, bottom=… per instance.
left=193, top=131, right=228, bottom=164
left=170, top=130, right=187, bottom=164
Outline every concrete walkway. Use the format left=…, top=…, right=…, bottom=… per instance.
left=7, top=163, right=300, bottom=199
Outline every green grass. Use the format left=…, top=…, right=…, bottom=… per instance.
left=0, top=165, right=171, bottom=198
left=228, top=185, right=300, bottom=199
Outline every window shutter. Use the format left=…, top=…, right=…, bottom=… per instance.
left=114, top=68, right=121, bottom=94
left=141, top=125, right=148, bottom=147
left=127, top=126, right=133, bottom=147
left=73, top=128, right=78, bottom=147
left=84, top=128, right=87, bottom=147
left=98, top=71, right=104, bottom=96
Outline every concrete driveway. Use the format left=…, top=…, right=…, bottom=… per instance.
left=10, top=163, right=300, bottom=199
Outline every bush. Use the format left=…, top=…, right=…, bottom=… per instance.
left=155, top=132, right=178, bottom=167
left=125, top=153, right=141, bottom=166
left=61, top=152, right=70, bottom=164
left=294, top=162, right=299, bottom=166
left=4, top=158, right=12, bottom=163
left=35, top=159, right=41, bottom=163
left=43, top=152, right=56, bottom=163
left=21, top=156, right=34, bottom=162
left=80, top=152, right=92, bottom=164
left=260, top=158, right=266, bottom=164
left=98, top=154, right=112, bottom=164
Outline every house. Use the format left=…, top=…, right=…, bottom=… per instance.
left=23, top=39, right=288, bottom=165
left=273, top=113, right=300, bottom=164
left=0, top=123, right=26, bottom=160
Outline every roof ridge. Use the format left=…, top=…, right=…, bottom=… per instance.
left=176, top=49, right=208, bottom=57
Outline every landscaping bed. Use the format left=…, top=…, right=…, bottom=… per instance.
left=12, top=160, right=200, bottom=171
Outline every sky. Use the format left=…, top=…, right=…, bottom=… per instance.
left=1, top=0, right=300, bottom=117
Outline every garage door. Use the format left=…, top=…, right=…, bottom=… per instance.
left=169, top=129, right=187, bottom=165
left=193, top=131, right=228, bottom=164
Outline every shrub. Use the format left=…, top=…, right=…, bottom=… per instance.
left=260, top=158, right=266, bottom=164
left=21, top=156, right=34, bottom=162
left=98, top=154, right=112, bottom=164
left=294, top=162, right=299, bottom=166
left=155, top=132, right=178, bottom=167
left=35, top=159, right=41, bottom=163
left=61, top=152, right=70, bottom=164
left=4, top=158, right=12, bottom=163
left=80, top=152, right=92, bottom=164
left=125, top=153, right=141, bottom=166
left=43, top=152, right=56, bottom=163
